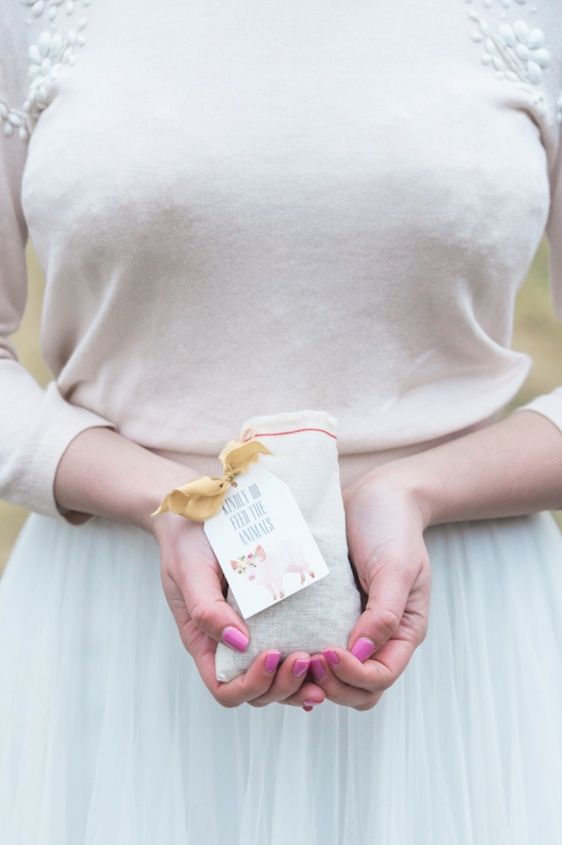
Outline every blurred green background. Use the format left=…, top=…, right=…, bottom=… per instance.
left=1, top=238, right=561, bottom=572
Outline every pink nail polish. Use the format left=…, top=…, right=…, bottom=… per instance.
left=264, top=651, right=282, bottom=674
left=222, top=626, right=249, bottom=652
left=304, top=698, right=322, bottom=706
left=351, top=636, right=376, bottom=661
left=323, top=649, right=340, bottom=668
left=303, top=705, right=314, bottom=712
left=310, top=657, right=326, bottom=681
left=292, top=658, right=310, bottom=678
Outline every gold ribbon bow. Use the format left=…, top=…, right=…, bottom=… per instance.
left=149, top=436, right=272, bottom=522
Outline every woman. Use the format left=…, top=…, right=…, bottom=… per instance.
left=1, top=0, right=562, bottom=841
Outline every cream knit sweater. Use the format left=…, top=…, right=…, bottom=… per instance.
left=1, top=0, right=562, bottom=522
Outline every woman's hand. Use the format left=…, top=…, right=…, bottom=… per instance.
left=305, top=473, right=432, bottom=711
left=149, top=511, right=326, bottom=710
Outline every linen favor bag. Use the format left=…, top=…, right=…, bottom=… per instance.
left=215, top=409, right=362, bottom=682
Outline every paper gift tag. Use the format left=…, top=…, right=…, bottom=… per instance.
left=203, top=462, right=329, bottom=619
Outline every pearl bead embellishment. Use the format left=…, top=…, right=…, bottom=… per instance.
left=2, top=0, right=562, bottom=143
left=0, top=0, right=91, bottom=141
left=465, top=0, right=560, bottom=124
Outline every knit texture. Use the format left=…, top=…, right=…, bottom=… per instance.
left=1, top=0, right=562, bottom=523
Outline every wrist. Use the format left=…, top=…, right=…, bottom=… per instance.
left=356, top=410, right=562, bottom=526
left=53, top=426, right=210, bottom=531
left=356, top=461, right=435, bottom=530
left=139, top=461, right=203, bottom=536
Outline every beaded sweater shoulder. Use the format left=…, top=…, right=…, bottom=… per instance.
left=0, top=0, right=91, bottom=140
left=2, top=0, right=562, bottom=141
left=464, top=0, right=562, bottom=125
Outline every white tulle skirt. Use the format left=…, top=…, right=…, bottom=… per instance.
left=1, top=507, right=562, bottom=844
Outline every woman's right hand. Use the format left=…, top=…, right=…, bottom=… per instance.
left=148, top=511, right=326, bottom=710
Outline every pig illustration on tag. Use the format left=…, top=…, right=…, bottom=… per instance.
left=230, top=537, right=316, bottom=601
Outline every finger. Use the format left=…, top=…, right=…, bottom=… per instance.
left=269, top=678, right=327, bottom=709
left=304, top=655, right=382, bottom=710
left=248, top=652, right=316, bottom=707
left=347, top=563, right=414, bottom=656
left=176, top=548, right=251, bottom=651
left=197, top=648, right=283, bottom=708
left=320, top=638, right=416, bottom=692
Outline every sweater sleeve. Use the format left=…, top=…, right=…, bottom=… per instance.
left=513, top=113, right=562, bottom=436
left=0, top=13, right=117, bottom=525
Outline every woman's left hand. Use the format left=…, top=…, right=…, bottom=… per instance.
left=305, top=471, right=432, bottom=711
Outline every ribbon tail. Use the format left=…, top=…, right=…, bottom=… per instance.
left=149, top=494, right=173, bottom=518
left=219, top=438, right=272, bottom=474
left=149, top=436, right=273, bottom=522
left=150, top=476, right=231, bottom=522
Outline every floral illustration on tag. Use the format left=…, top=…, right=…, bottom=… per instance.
left=231, top=551, right=258, bottom=575
left=231, top=539, right=316, bottom=602
left=464, top=0, right=561, bottom=126
left=204, top=458, right=329, bottom=618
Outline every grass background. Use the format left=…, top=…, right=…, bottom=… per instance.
left=1, top=238, right=561, bottom=571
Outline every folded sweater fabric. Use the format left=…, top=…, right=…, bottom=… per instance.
left=1, top=0, right=562, bottom=523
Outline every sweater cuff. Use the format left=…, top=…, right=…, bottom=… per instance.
left=513, top=388, right=562, bottom=436
left=26, top=381, right=117, bottom=525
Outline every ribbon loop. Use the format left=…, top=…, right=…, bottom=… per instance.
left=149, top=436, right=272, bottom=522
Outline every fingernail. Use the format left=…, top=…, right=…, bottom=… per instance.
left=302, top=705, right=314, bottom=712
left=350, top=637, right=376, bottom=661
left=292, top=658, right=310, bottom=678
left=264, top=651, right=282, bottom=674
left=304, top=698, right=322, bottom=706
left=222, top=626, right=249, bottom=652
left=323, top=649, right=340, bottom=668
left=310, top=657, right=326, bottom=681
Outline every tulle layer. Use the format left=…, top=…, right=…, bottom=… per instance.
left=1, top=509, right=562, bottom=844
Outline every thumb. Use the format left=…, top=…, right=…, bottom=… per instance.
left=178, top=548, right=251, bottom=653
left=347, top=561, right=413, bottom=660
left=165, top=526, right=250, bottom=651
